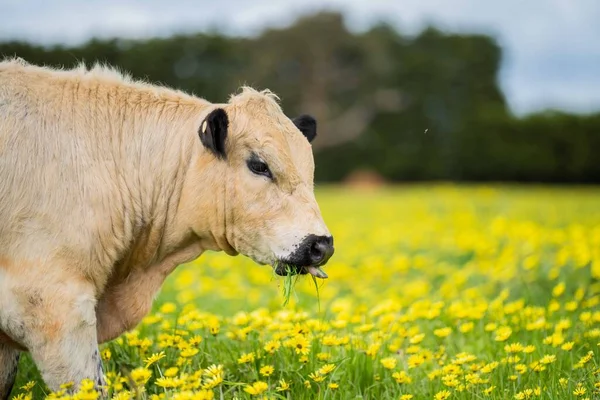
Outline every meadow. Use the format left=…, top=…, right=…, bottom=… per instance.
left=11, top=185, right=600, bottom=399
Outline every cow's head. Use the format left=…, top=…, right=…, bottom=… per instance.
left=186, top=87, right=333, bottom=278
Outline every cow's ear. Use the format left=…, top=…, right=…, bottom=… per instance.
left=199, top=108, right=228, bottom=159
left=292, top=115, right=317, bottom=143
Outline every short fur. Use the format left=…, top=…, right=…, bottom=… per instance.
left=0, top=58, right=331, bottom=394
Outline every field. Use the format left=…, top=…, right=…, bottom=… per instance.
left=11, top=185, right=600, bottom=400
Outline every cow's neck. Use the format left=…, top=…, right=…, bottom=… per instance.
left=106, top=97, right=203, bottom=277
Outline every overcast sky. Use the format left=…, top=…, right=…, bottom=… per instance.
left=1, top=0, right=599, bottom=116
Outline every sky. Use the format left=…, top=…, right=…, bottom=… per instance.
left=1, top=0, right=599, bottom=116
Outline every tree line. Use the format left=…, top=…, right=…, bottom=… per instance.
left=2, top=12, right=598, bottom=183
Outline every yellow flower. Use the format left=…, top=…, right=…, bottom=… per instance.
left=357, top=323, right=375, bottom=333
left=244, top=381, right=268, bottom=396
left=79, top=379, right=95, bottom=392
left=318, top=363, right=336, bottom=375
left=400, top=395, right=414, bottom=400
left=514, top=388, right=537, bottom=399
left=515, top=364, right=528, bottom=374
left=565, top=301, right=578, bottom=311
left=559, top=378, right=568, bottom=387
left=381, top=357, right=397, bottom=369
left=101, top=348, right=111, bottom=361
left=309, top=372, right=325, bottom=382
left=180, top=348, right=199, bottom=358
left=20, top=381, right=36, bottom=391
left=144, top=351, right=166, bottom=367
left=574, top=351, right=594, bottom=368
left=328, top=382, right=339, bottom=390
left=573, top=386, right=587, bottom=396
left=202, top=374, right=223, bottom=390
left=264, top=340, right=281, bottom=354
left=523, top=345, right=536, bottom=354
left=529, top=361, right=546, bottom=372
left=434, top=327, right=452, bottom=337
left=494, top=326, right=512, bottom=342
left=276, top=379, right=290, bottom=392
left=561, top=341, right=574, bottom=351
left=209, top=325, right=220, bottom=336
left=481, top=362, right=499, bottom=374
left=164, top=367, right=179, bottom=377
left=483, top=386, right=496, bottom=395
left=111, top=392, right=133, bottom=400
left=155, top=377, right=180, bottom=389
left=130, top=367, right=152, bottom=386
left=540, top=354, right=556, bottom=364
left=321, top=335, right=338, bottom=346
left=260, top=365, right=275, bottom=377
left=434, top=389, right=451, bottom=400
left=407, top=354, right=426, bottom=369
left=504, top=343, right=523, bottom=353
left=441, top=374, right=459, bottom=388
left=160, top=302, right=177, bottom=313
left=552, top=282, right=566, bottom=297
left=410, top=333, right=425, bottom=344
left=392, top=371, right=412, bottom=384
left=460, top=322, right=474, bottom=333
left=290, top=335, right=311, bottom=355
left=189, top=335, right=203, bottom=345
left=237, top=352, right=256, bottom=364
left=193, top=390, right=214, bottom=400
left=203, top=364, right=223, bottom=379
left=317, top=352, right=331, bottom=361
left=507, top=355, right=521, bottom=364
left=366, top=342, right=381, bottom=358
left=10, top=395, right=32, bottom=400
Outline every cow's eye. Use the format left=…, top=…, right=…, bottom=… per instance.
left=247, top=158, right=273, bottom=179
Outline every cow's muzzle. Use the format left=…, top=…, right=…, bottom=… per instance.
left=275, top=234, right=334, bottom=279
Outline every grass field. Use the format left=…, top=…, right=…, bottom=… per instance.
left=11, top=185, right=600, bottom=399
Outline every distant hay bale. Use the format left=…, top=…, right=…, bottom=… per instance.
left=343, top=169, right=387, bottom=189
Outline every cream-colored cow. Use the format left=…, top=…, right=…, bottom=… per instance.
left=0, top=58, right=334, bottom=397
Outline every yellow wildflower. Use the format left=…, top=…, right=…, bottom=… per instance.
left=260, top=365, right=275, bottom=377
left=381, top=357, right=397, bottom=369
left=244, top=381, right=268, bottom=396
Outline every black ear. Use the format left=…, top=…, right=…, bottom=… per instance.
left=199, top=108, right=228, bottom=159
left=293, top=115, right=317, bottom=143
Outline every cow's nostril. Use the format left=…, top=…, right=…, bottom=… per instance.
left=309, top=235, right=334, bottom=266
left=310, top=243, right=325, bottom=263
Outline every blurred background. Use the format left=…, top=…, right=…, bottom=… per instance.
left=2, top=0, right=599, bottom=184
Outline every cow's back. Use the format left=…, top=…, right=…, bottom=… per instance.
left=0, top=60, right=92, bottom=260
left=0, top=59, right=204, bottom=285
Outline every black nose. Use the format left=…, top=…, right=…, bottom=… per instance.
left=308, top=235, right=334, bottom=266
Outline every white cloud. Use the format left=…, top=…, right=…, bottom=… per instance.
left=1, top=0, right=599, bottom=115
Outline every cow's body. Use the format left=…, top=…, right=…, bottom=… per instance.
left=0, top=59, right=333, bottom=397
left=0, top=59, right=219, bottom=396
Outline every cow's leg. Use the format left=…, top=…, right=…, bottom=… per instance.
left=96, top=244, right=202, bottom=343
left=0, top=343, right=20, bottom=400
left=97, top=260, right=178, bottom=343
left=29, top=310, right=106, bottom=393
left=13, top=278, right=106, bottom=394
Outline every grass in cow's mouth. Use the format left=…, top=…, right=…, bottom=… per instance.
left=276, top=262, right=300, bottom=306
left=310, top=274, right=322, bottom=312
left=273, top=262, right=323, bottom=307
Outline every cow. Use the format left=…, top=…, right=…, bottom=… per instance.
left=0, top=58, right=334, bottom=398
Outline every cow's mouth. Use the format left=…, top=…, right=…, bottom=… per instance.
left=274, top=262, right=328, bottom=279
